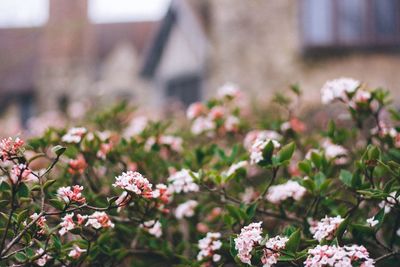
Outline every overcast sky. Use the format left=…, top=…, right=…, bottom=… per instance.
left=0, top=0, right=170, bottom=28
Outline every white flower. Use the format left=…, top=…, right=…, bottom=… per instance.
left=123, top=116, right=148, bottom=138
left=321, top=78, right=360, bottom=104
left=59, top=213, right=75, bottom=236
left=62, top=127, right=87, bottom=143
left=366, top=216, right=379, bottom=227
left=159, top=135, right=183, bottom=152
left=378, top=191, right=399, bottom=214
left=141, top=220, right=162, bottom=238
left=191, top=117, right=215, bottom=135
left=312, top=216, right=344, bottom=242
left=167, top=169, right=199, bottom=194
left=175, top=200, right=198, bottom=219
left=197, top=232, right=222, bottom=262
left=68, top=245, right=86, bottom=259
left=234, top=222, right=263, bottom=265
left=322, top=140, right=348, bottom=164
left=266, top=181, right=307, bottom=204
left=262, top=236, right=289, bottom=267
left=113, top=171, right=153, bottom=197
left=304, top=244, right=374, bottom=267
left=217, top=83, right=241, bottom=99
left=244, top=130, right=282, bottom=150
left=249, top=136, right=280, bottom=165
left=222, top=161, right=248, bottom=177
left=224, top=115, right=240, bottom=132
left=85, top=211, right=114, bottom=229
left=35, top=248, right=52, bottom=266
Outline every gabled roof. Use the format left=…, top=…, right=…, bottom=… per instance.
left=140, top=7, right=177, bottom=78
left=140, top=0, right=209, bottom=79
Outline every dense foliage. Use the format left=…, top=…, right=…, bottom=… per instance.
left=0, top=79, right=400, bottom=266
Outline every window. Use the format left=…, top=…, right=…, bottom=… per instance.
left=301, top=0, right=400, bottom=51
left=88, top=0, right=170, bottom=23
left=166, top=75, right=201, bottom=106
left=0, top=0, right=48, bottom=28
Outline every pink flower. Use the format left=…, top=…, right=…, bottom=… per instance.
left=152, top=183, right=171, bottom=204
left=159, top=135, right=183, bottom=152
left=97, top=142, right=114, bottom=159
left=85, top=211, right=114, bottom=229
left=68, top=245, right=87, bottom=259
left=321, top=78, right=360, bottom=104
left=244, top=130, right=282, bottom=150
left=217, top=83, right=242, bottom=100
left=197, top=232, right=222, bottom=262
left=68, top=154, right=87, bottom=175
left=62, top=127, right=87, bottom=143
left=175, top=200, right=198, bottom=219
left=266, top=181, right=307, bottom=204
left=313, top=215, right=344, bottom=242
left=209, top=106, right=225, bottom=120
left=57, top=185, right=86, bottom=204
left=262, top=236, right=289, bottom=267
left=30, top=213, right=47, bottom=235
left=249, top=136, right=280, bottom=165
left=140, top=220, right=162, bottom=238
left=10, top=164, right=38, bottom=184
left=35, top=248, right=51, bottom=266
left=304, top=245, right=374, bottom=267
left=234, top=222, right=263, bottom=265
left=224, top=115, right=240, bottom=132
left=187, top=102, right=205, bottom=120
left=59, top=213, right=76, bottom=236
left=0, top=137, right=24, bottom=161
left=191, top=117, right=215, bottom=135
left=167, top=169, right=199, bottom=194
left=113, top=171, right=153, bottom=198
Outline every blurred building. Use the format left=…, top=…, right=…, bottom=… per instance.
left=1, top=0, right=400, bottom=129
left=0, top=0, right=158, bottom=127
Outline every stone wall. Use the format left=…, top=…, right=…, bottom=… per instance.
left=207, top=0, right=400, bottom=105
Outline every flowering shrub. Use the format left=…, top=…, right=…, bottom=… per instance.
left=0, top=78, right=400, bottom=266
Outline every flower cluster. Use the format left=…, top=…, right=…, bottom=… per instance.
left=167, top=169, right=199, bottom=194
left=57, top=185, right=86, bottom=204
left=10, top=164, right=37, bottom=184
left=243, top=130, right=282, bottom=150
left=187, top=84, right=243, bottom=135
left=0, top=136, right=24, bottom=161
left=68, top=154, right=87, bottom=175
left=321, top=140, right=348, bottom=165
left=249, top=136, right=280, bottom=165
left=140, top=220, right=162, bottom=238
left=175, top=200, right=198, bottom=219
left=266, top=180, right=307, bottom=204
left=197, top=232, right=222, bottom=263
left=234, top=222, right=263, bottom=265
left=35, top=248, right=52, bottom=266
left=30, top=213, right=47, bottom=235
left=61, top=127, right=87, bottom=143
left=113, top=171, right=153, bottom=197
left=321, top=77, right=360, bottom=104
left=262, top=236, right=289, bottom=267
left=304, top=245, right=374, bottom=267
left=59, top=213, right=76, bottom=236
left=85, top=211, right=114, bottom=229
left=68, top=245, right=86, bottom=259
left=311, top=215, right=344, bottom=242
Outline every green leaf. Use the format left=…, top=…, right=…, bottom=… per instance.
left=43, top=179, right=56, bottom=191
left=226, top=205, right=242, bottom=222
left=277, top=142, right=296, bottom=164
left=52, top=235, right=62, bottom=250
left=49, top=198, right=65, bottom=210
left=17, top=183, right=29, bottom=198
left=367, top=145, right=381, bottom=160
left=52, top=145, right=66, bottom=156
left=335, top=217, right=350, bottom=240
left=15, top=252, right=26, bottom=262
left=285, top=229, right=301, bottom=253
left=17, top=209, right=29, bottom=224
left=261, top=141, right=275, bottom=166
left=298, top=161, right=311, bottom=175
left=229, top=236, right=238, bottom=258
left=339, top=170, right=352, bottom=187
left=246, top=203, right=258, bottom=221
